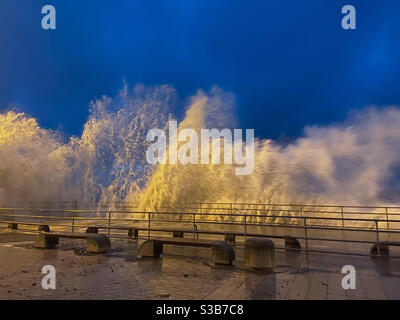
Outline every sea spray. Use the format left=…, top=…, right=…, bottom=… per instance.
left=0, top=84, right=400, bottom=224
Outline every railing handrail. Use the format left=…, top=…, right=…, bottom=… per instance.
left=1, top=208, right=400, bottom=224
left=5, top=201, right=400, bottom=210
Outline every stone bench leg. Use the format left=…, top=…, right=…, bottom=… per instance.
left=128, top=228, right=139, bottom=239
left=211, top=241, right=235, bottom=265
left=173, top=231, right=184, bottom=238
left=244, top=238, right=275, bottom=270
left=138, top=240, right=163, bottom=258
left=284, top=235, right=301, bottom=250
left=370, top=243, right=389, bottom=256
left=86, top=234, right=111, bottom=253
left=34, top=234, right=59, bottom=249
left=224, top=233, right=236, bottom=244
left=8, top=223, right=18, bottom=230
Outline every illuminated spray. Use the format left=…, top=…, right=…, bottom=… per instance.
left=0, top=84, right=400, bottom=220
left=146, top=120, right=255, bottom=176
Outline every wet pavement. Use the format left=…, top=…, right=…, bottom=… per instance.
left=0, top=230, right=400, bottom=300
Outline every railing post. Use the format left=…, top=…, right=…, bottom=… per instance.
left=148, top=212, right=151, bottom=239
left=375, top=220, right=380, bottom=256
left=385, top=207, right=389, bottom=230
left=193, top=212, right=196, bottom=239
left=303, top=217, right=309, bottom=252
left=244, top=214, right=247, bottom=241
left=11, top=209, right=14, bottom=222
left=341, top=206, right=344, bottom=229
left=107, top=211, right=111, bottom=236
left=71, top=215, right=75, bottom=233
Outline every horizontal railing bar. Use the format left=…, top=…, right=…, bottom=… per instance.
left=0, top=218, right=388, bottom=234
left=3, top=210, right=400, bottom=224
left=0, top=208, right=107, bottom=214
left=111, top=201, right=400, bottom=209
left=103, top=201, right=400, bottom=210
left=5, top=201, right=400, bottom=210
left=5, top=210, right=400, bottom=221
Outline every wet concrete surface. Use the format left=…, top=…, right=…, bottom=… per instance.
left=0, top=230, right=399, bottom=300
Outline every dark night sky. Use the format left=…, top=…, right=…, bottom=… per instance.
left=1, top=0, right=399, bottom=139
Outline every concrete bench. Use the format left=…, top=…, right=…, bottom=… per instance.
left=0, top=220, right=51, bottom=232
left=34, top=232, right=111, bottom=253
left=370, top=241, right=400, bottom=256
left=85, top=226, right=140, bottom=238
left=224, top=233, right=236, bottom=244
left=8, top=222, right=18, bottom=230
left=138, top=237, right=235, bottom=265
left=173, top=231, right=184, bottom=238
left=244, top=238, right=275, bottom=270
left=85, top=226, right=192, bottom=239
left=86, top=227, right=99, bottom=233
left=284, top=235, right=301, bottom=250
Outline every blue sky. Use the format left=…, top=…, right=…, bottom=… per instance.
left=0, top=0, right=399, bottom=139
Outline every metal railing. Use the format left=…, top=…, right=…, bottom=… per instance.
left=95, top=202, right=400, bottom=230
left=9, top=201, right=400, bottom=228
left=1, top=203, right=400, bottom=258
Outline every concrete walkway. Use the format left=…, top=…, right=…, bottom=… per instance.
left=0, top=230, right=399, bottom=300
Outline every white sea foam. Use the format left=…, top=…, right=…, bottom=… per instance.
left=1, top=84, right=399, bottom=215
